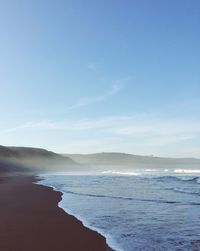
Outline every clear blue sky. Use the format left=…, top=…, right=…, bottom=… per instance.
left=0, top=0, right=200, bottom=157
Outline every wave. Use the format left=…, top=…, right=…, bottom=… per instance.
left=101, top=170, right=141, bottom=176
left=62, top=189, right=200, bottom=206
left=101, top=170, right=200, bottom=184
left=153, top=176, right=200, bottom=184
left=174, top=169, right=200, bottom=173
left=144, top=169, right=157, bottom=172
left=170, top=187, right=200, bottom=196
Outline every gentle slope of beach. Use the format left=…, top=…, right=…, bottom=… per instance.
left=0, top=175, right=112, bottom=251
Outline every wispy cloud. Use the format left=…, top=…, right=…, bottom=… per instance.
left=4, top=114, right=200, bottom=146
left=87, top=63, right=97, bottom=71
left=3, top=111, right=200, bottom=157
left=5, top=116, right=122, bottom=132
left=3, top=112, right=200, bottom=157
left=68, top=78, right=130, bottom=110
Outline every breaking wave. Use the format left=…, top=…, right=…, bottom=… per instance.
left=62, top=189, right=200, bottom=206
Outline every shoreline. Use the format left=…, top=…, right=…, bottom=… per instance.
left=36, top=176, right=119, bottom=251
left=0, top=174, right=113, bottom=251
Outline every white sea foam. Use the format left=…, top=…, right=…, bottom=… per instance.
left=58, top=198, right=123, bottom=251
left=101, top=170, right=141, bottom=176
left=174, top=169, right=200, bottom=173
left=145, top=169, right=157, bottom=172
left=37, top=178, right=122, bottom=251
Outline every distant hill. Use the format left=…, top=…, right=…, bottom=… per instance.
left=0, top=145, right=19, bottom=158
left=0, top=159, right=26, bottom=173
left=9, top=146, right=73, bottom=160
left=2, top=146, right=200, bottom=174
left=0, top=145, right=78, bottom=173
left=65, top=152, right=200, bottom=169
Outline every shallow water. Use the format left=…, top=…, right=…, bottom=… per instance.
left=37, top=169, right=200, bottom=251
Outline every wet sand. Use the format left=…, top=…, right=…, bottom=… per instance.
left=0, top=175, right=112, bottom=251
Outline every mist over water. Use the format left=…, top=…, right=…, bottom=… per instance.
left=38, top=168, right=200, bottom=251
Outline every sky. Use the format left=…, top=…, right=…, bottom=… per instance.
left=0, top=0, right=200, bottom=157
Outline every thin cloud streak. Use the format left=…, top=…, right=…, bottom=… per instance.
left=68, top=78, right=130, bottom=110
left=4, top=114, right=200, bottom=147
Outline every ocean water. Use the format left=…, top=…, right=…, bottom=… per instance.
left=37, top=168, right=200, bottom=251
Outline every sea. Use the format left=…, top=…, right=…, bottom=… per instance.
left=37, top=168, right=200, bottom=251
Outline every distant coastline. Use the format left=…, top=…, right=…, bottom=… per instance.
left=1, top=145, right=200, bottom=174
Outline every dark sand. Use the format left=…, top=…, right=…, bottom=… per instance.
left=0, top=175, right=112, bottom=251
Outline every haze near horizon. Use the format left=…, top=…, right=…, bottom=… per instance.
left=0, top=0, right=200, bottom=157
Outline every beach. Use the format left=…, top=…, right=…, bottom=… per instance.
left=0, top=175, right=112, bottom=251
left=39, top=172, right=200, bottom=251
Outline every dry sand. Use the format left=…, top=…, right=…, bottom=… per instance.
left=0, top=175, right=112, bottom=251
